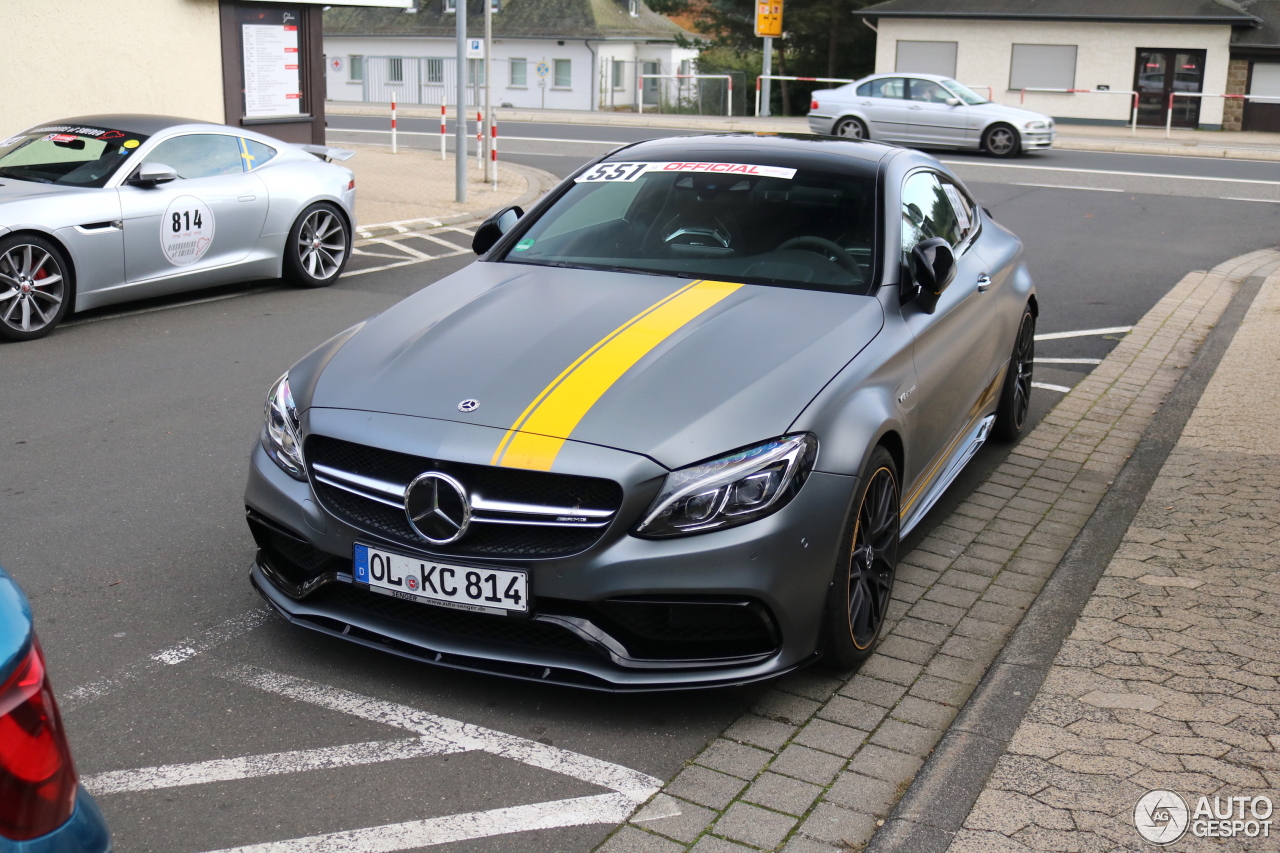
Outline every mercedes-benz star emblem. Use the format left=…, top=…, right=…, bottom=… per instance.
left=404, top=472, right=471, bottom=544
left=457, top=399, right=479, bottom=413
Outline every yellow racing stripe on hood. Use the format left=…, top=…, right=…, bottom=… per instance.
left=491, top=279, right=744, bottom=470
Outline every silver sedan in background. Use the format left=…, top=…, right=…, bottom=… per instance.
left=0, top=115, right=356, bottom=342
left=808, top=73, right=1056, bottom=157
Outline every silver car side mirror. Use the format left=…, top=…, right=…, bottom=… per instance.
left=945, top=97, right=961, bottom=106
left=128, top=162, right=178, bottom=187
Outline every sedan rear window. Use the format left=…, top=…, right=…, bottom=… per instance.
left=502, top=162, right=878, bottom=295
left=0, top=125, right=148, bottom=188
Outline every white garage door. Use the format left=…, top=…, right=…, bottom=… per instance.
left=895, top=41, right=958, bottom=78
left=1251, top=62, right=1280, bottom=97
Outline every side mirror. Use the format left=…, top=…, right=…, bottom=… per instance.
left=128, top=162, right=177, bottom=187
left=909, top=237, right=956, bottom=313
left=945, top=97, right=961, bottom=107
left=472, top=205, right=523, bottom=255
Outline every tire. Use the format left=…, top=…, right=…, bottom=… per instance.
left=982, top=123, right=1021, bottom=158
left=284, top=202, right=350, bottom=288
left=822, top=446, right=900, bottom=667
left=0, top=234, right=72, bottom=343
left=834, top=117, right=869, bottom=140
left=993, top=307, right=1036, bottom=442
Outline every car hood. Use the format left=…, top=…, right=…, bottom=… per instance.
left=308, top=263, right=884, bottom=470
left=973, top=102, right=1054, bottom=126
left=0, top=180, right=93, bottom=202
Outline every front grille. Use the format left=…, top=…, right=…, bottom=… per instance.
left=307, top=436, right=623, bottom=559
left=595, top=598, right=779, bottom=659
left=310, top=584, right=597, bottom=656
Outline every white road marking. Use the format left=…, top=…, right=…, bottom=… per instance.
left=351, top=247, right=414, bottom=260
left=1222, top=196, right=1280, bottom=204
left=1035, top=325, right=1132, bottom=341
left=369, top=237, right=434, bottom=260
left=942, top=160, right=1280, bottom=187
left=82, top=737, right=464, bottom=796
left=328, top=128, right=622, bottom=145
left=1036, top=357, right=1103, bottom=365
left=1012, top=182, right=1123, bottom=192
left=412, top=232, right=473, bottom=252
left=201, top=793, right=638, bottom=853
left=62, top=609, right=270, bottom=713
left=342, top=248, right=469, bottom=278
left=1032, top=381, right=1073, bottom=393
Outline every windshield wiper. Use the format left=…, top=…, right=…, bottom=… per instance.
left=0, top=168, right=52, bottom=184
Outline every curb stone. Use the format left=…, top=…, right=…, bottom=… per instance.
left=594, top=248, right=1280, bottom=853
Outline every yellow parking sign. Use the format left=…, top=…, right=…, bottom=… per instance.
left=755, top=0, right=783, bottom=37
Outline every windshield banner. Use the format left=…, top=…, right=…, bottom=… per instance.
left=576, top=161, right=797, bottom=183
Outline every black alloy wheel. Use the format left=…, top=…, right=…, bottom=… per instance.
left=993, top=307, right=1036, bottom=441
left=823, top=446, right=899, bottom=667
left=835, top=117, right=869, bottom=140
left=982, top=123, right=1021, bottom=158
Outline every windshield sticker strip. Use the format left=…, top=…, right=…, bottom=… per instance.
left=491, top=279, right=744, bottom=471
left=575, top=162, right=797, bottom=183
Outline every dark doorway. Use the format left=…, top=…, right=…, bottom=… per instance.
left=1134, top=49, right=1206, bottom=127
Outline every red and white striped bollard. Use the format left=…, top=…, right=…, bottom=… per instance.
left=390, top=100, right=397, bottom=154
left=439, top=103, right=446, bottom=160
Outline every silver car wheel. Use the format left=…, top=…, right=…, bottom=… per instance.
left=0, top=244, right=65, bottom=334
left=835, top=118, right=867, bottom=139
left=296, top=209, right=347, bottom=281
left=985, top=126, right=1017, bottom=156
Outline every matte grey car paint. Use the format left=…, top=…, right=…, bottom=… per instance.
left=246, top=135, right=1035, bottom=688
left=0, top=114, right=356, bottom=313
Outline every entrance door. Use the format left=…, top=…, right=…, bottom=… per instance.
left=1134, top=49, right=1206, bottom=127
left=642, top=61, right=660, bottom=105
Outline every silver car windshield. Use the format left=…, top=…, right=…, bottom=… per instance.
left=941, top=81, right=988, bottom=105
left=0, top=124, right=148, bottom=188
left=502, top=164, right=878, bottom=295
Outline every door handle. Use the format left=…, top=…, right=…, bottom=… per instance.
left=977, top=273, right=992, bottom=293
left=238, top=195, right=257, bottom=202
left=908, top=105, right=923, bottom=110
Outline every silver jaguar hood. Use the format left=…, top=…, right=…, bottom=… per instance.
left=306, top=262, right=884, bottom=470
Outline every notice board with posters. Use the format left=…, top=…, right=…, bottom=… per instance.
left=219, top=2, right=326, bottom=144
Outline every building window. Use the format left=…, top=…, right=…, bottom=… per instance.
left=1009, top=43, right=1077, bottom=91
left=388, top=57, right=404, bottom=83
left=628, top=0, right=638, bottom=15
left=426, top=58, right=444, bottom=84
left=894, top=41, right=957, bottom=78
left=349, top=55, right=364, bottom=82
left=491, top=0, right=501, bottom=10
left=468, top=58, right=486, bottom=86
left=510, top=57, right=527, bottom=86
left=554, top=58, right=572, bottom=88
left=679, top=59, right=691, bottom=77
left=444, top=0, right=456, bottom=12
left=612, top=59, right=625, bottom=90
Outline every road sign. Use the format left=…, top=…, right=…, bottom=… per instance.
left=330, top=57, right=343, bottom=72
left=466, top=37, right=484, bottom=58
left=536, top=61, right=550, bottom=77
left=755, top=0, right=783, bottom=37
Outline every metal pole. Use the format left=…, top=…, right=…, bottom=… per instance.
left=726, top=76, right=732, bottom=117
left=1166, top=92, right=1173, bottom=138
left=760, top=37, right=773, bottom=117
left=391, top=100, right=397, bottom=153
left=455, top=0, right=467, bottom=203
left=490, top=121, right=497, bottom=190
left=637, top=75, right=644, bottom=114
left=484, top=0, right=492, bottom=182
left=1131, top=92, right=1138, bottom=136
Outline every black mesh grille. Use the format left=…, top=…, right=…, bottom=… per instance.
left=311, top=584, right=597, bottom=656
left=307, top=436, right=622, bottom=560
left=596, top=598, right=779, bottom=659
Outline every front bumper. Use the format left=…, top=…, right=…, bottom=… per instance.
left=1021, top=129, right=1055, bottom=150
left=245, top=413, right=856, bottom=690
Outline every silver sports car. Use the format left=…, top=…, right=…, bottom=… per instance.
left=244, top=134, right=1037, bottom=690
left=0, top=114, right=355, bottom=341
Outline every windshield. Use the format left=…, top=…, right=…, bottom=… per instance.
left=942, top=80, right=988, bottom=105
left=0, top=123, right=149, bottom=188
left=501, top=161, right=878, bottom=294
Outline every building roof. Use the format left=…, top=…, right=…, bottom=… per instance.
left=324, top=0, right=695, bottom=41
left=855, top=0, right=1262, bottom=25
left=1232, top=0, right=1280, bottom=45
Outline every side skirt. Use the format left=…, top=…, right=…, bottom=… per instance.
left=899, top=413, right=996, bottom=538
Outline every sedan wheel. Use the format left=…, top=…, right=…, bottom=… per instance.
left=285, top=203, right=349, bottom=287
left=835, top=117, right=868, bottom=140
left=982, top=124, right=1020, bottom=158
left=0, top=237, right=70, bottom=342
left=823, top=447, right=899, bottom=666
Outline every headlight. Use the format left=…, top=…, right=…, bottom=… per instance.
left=1024, top=120, right=1048, bottom=130
left=634, top=434, right=817, bottom=538
left=261, top=373, right=305, bottom=479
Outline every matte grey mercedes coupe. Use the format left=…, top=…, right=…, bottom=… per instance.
left=245, top=134, right=1037, bottom=690
left=0, top=115, right=355, bottom=341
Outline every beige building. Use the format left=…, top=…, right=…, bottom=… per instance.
left=2, top=0, right=406, bottom=143
left=857, top=0, right=1280, bottom=132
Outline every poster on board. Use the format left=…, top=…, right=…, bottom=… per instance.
left=243, top=23, right=302, bottom=118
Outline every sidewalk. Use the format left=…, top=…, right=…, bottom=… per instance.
left=327, top=101, right=1280, bottom=163
left=595, top=249, right=1280, bottom=853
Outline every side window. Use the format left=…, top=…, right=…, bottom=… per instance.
left=901, top=171, right=962, bottom=260
left=939, top=178, right=975, bottom=239
left=242, top=139, right=276, bottom=170
left=869, top=77, right=906, bottom=100
left=143, top=134, right=243, bottom=179
left=907, top=79, right=951, bottom=103
left=856, top=82, right=871, bottom=97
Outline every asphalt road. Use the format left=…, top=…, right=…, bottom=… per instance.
left=4, top=120, right=1280, bottom=852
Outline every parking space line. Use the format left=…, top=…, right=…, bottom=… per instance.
left=369, top=237, right=435, bottom=260
left=1222, top=196, right=1280, bottom=203
left=1031, top=381, right=1073, bottom=393
left=62, top=608, right=270, bottom=713
left=202, top=793, right=637, bottom=853
left=411, top=232, right=473, bottom=252
left=352, top=247, right=416, bottom=260
left=1036, top=357, right=1103, bottom=364
left=1035, top=325, right=1133, bottom=341
left=82, top=737, right=464, bottom=796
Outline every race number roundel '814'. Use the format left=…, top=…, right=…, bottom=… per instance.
left=161, top=196, right=215, bottom=266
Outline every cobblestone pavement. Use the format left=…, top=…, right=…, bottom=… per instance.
left=948, top=265, right=1280, bottom=853
left=595, top=249, right=1280, bottom=853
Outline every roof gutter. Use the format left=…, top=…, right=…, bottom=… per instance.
left=584, top=39, right=597, bottom=112
left=852, top=11, right=1261, bottom=25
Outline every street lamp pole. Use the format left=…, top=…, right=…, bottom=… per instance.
left=484, top=0, right=493, bottom=184
left=455, top=0, right=468, bottom=202
left=760, top=36, right=773, bottom=118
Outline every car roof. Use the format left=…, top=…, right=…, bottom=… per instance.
left=602, top=133, right=896, bottom=172
left=32, top=114, right=223, bottom=136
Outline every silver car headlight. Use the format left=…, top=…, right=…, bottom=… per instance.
left=1024, top=120, right=1048, bottom=130
left=634, top=434, right=817, bottom=538
left=261, top=373, right=305, bottom=479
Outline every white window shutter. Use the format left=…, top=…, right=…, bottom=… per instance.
left=1009, top=44, right=1077, bottom=91
left=895, top=41, right=957, bottom=78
